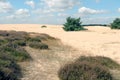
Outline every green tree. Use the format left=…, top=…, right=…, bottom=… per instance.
left=111, top=18, right=120, bottom=29
left=63, top=17, right=85, bottom=31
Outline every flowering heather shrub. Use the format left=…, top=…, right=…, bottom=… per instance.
left=58, top=56, right=118, bottom=80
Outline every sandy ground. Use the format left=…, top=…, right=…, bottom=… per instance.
left=0, top=24, right=120, bottom=80
left=0, top=24, right=120, bottom=63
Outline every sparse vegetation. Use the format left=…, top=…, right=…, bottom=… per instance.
left=0, top=57, right=21, bottom=80
left=58, top=61, right=113, bottom=80
left=58, top=56, right=120, bottom=80
left=63, top=17, right=86, bottom=31
left=13, top=40, right=26, bottom=46
left=27, top=37, right=41, bottom=42
left=111, top=18, right=120, bottom=29
left=76, top=56, right=120, bottom=69
left=29, top=42, right=48, bottom=49
left=41, top=25, right=47, bottom=28
left=0, top=30, right=50, bottom=80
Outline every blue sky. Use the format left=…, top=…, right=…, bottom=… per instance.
left=0, top=0, right=120, bottom=24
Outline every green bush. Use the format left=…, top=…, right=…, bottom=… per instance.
left=111, top=18, right=120, bottom=29
left=58, top=61, right=113, bottom=80
left=29, top=42, right=48, bottom=49
left=63, top=17, right=86, bottom=31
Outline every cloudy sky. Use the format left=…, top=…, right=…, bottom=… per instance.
left=0, top=0, right=120, bottom=24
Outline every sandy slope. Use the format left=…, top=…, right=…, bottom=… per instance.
left=0, top=24, right=120, bottom=64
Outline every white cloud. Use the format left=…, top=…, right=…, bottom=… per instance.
left=15, top=9, right=29, bottom=15
left=118, top=8, right=120, bottom=12
left=78, top=7, right=106, bottom=15
left=0, top=1, right=12, bottom=13
left=25, top=0, right=35, bottom=8
left=0, top=0, right=6, bottom=1
left=7, top=9, right=30, bottom=19
left=33, top=9, right=52, bottom=14
left=58, top=13, right=68, bottom=17
left=43, top=0, right=80, bottom=11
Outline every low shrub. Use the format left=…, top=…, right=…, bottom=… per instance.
left=41, top=25, right=47, bottom=28
left=37, top=34, right=55, bottom=40
left=76, top=56, right=120, bottom=69
left=0, top=52, right=21, bottom=80
left=29, top=42, right=48, bottom=49
left=0, top=39, right=8, bottom=45
left=0, top=30, right=52, bottom=80
left=0, top=66, right=20, bottom=80
left=1, top=46, right=30, bottom=62
left=58, top=61, right=113, bottom=80
left=58, top=56, right=119, bottom=80
left=13, top=40, right=26, bottom=46
left=27, top=37, right=41, bottom=42
left=0, top=31, right=9, bottom=36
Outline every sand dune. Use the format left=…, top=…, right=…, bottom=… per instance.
left=0, top=24, right=120, bottom=64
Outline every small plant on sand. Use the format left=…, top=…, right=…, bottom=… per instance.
left=110, top=18, right=120, bottom=29
left=63, top=17, right=86, bottom=31
left=41, top=25, right=47, bottom=28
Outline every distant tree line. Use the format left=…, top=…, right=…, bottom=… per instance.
left=82, top=24, right=108, bottom=27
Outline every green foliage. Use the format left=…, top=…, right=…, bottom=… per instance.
left=29, top=42, right=48, bottom=49
left=111, top=18, right=120, bottom=29
left=58, top=56, right=117, bottom=80
left=63, top=17, right=86, bottom=31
